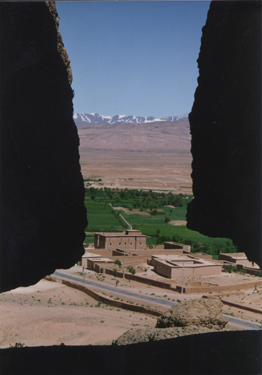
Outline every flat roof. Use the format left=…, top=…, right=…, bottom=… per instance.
left=222, top=252, right=247, bottom=258
left=96, top=232, right=146, bottom=237
left=89, top=258, right=113, bottom=263
left=152, top=254, right=220, bottom=267
left=82, top=252, right=101, bottom=258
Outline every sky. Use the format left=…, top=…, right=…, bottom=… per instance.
left=56, top=1, right=211, bottom=118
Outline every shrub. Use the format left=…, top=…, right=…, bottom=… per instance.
left=150, top=209, right=158, bottom=216
left=113, top=269, right=118, bottom=277
left=99, top=267, right=104, bottom=274
left=127, top=266, right=136, bottom=275
left=164, top=216, right=171, bottom=223
left=114, top=259, right=122, bottom=268
left=255, top=270, right=262, bottom=277
left=239, top=268, right=247, bottom=274
left=223, top=264, right=237, bottom=273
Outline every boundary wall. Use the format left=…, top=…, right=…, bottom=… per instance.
left=203, top=295, right=262, bottom=315
left=176, top=279, right=262, bottom=294
left=61, top=279, right=162, bottom=316
left=221, top=298, right=262, bottom=315
left=104, top=268, right=176, bottom=290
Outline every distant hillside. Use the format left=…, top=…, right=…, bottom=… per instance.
left=74, top=113, right=188, bottom=126
left=78, top=120, right=190, bottom=152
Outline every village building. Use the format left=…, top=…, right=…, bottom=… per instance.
left=81, top=251, right=101, bottom=268
left=218, top=252, right=260, bottom=269
left=149, top=254, right=222, bottom=278
left=94, top=230, right=146, bottom=250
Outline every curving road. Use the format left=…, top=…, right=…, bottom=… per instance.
left=53, top=270, right=262, bottom=331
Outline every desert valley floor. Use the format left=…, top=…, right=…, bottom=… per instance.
left=78, top=120, right=192, bottom=194
left=1, top=120, right=261, bottom=349
left=1, top=266, right=262, bottom=348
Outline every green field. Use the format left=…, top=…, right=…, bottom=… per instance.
left=84, top=201, right=126, bottom=244
left=84, top=187, right=237, bottom=257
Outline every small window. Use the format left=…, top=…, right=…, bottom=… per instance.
left=110, top=243, right=112, bottom=246
left=130, top=242, right=133, bottom=245
left=125, top=242, right=127, bottom=245
left=119, top=242, right=121, bottom=245
left=140, top=242, right=142, bottom=245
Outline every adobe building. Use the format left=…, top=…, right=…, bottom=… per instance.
left=219, top=253, right=260, bottom=269
left=149, top=254, right=222, bottom=279
left=81, top=251, right=101, bottom=268
left=94, top=230, right=146, bottom=250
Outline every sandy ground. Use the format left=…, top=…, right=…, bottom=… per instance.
left=1, top=266, right=261, bottom=349
left=0, top=278, right=157, bottom=348
left=78, top=121, right=192, bottom=194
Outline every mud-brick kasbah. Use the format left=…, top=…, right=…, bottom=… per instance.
left=80, top=230, right=262, bottom=294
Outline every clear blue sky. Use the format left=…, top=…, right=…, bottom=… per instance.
left=56, top=1, right=211, bottom=118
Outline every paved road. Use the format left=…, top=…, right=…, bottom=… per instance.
left=53, top=270, right=262, bottom=331
left=54, top=270, right=172, bottom=307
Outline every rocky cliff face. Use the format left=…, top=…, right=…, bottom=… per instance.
left=0, top=2, right=87, bottom=292
left=187, top=2, right=261, bottom=267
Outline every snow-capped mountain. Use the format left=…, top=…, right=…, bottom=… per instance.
left=73, top=113, right=188, bottom=126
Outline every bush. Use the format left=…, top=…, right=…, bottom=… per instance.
left=239, top=268, right=247, bottom=274
left=255, top=270, right=262, bottom=277
left=127, top=266, right=136, bottom=275
left=99, top=267, right=104, bottom=274
left=223, top=264, right=237, bottom=273
left=114, top=259, right=122, bottom=268
left=164, top=216, right=171, bottom=223
left=113, top=269, right=118, bottom=277
left=150, top=209, right=158, bottom=216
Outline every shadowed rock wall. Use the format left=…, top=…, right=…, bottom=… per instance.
left=0, top=2, right=87, bottom=292
left=0, top=331, right=261, bottom=375
left=187, top=2, right=261, bottom=267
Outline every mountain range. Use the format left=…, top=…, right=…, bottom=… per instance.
left=73, top=113, right=188, bottom=126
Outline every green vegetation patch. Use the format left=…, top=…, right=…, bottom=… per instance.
left=122, top=213, right=166, bottom=226
left=85, top=201, right=123, bottom=232
left=136, top=224, right=236, bottom=257
left=83, top=188, right=237, bottom=258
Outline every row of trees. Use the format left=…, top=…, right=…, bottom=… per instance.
left=152, top=230, right=237, bottom=258
left=85, top=187, right=191, bottom=210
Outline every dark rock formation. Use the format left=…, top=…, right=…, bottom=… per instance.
left=0, top=331, right=261, bottom=374
left=187, top=2, right=262, bottom=268
left=0, top=2, right=87, bottom=292
left=112, top=326, right=220, bottom=346
left=156, top=298, right=228, bottom=329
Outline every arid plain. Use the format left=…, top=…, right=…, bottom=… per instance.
left=78, top=120, right=192, bottom=194
left=2, top=121, right=261, bottom=349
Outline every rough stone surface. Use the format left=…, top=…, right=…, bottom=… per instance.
left=112, top=326, right=217, bottom=346
left=186, top=2, right=261, bottom=268
left=156, top=298, right=228, bottom=329
left=0, top=2, right=87, bottom=292
left=113, top=298, right=228, bottom=345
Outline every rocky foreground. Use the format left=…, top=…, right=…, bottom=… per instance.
left=113, top=298, right=228, bottom=345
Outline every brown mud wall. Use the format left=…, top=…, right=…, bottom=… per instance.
left=61, top=280, right=162, bottom=317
